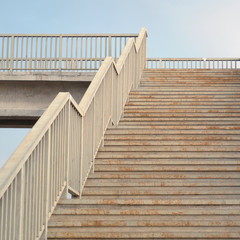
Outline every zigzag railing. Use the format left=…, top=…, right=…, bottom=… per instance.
left=147, top=58, right=240, bottom=69
left=0, top=28, right=147, bottom=240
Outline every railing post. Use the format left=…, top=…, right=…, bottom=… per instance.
left=10, top=35, right=15, bottom=73
left=203, top=58, right=207, bottom=69
left=79, top=117, right=84, bottom=198
left=59, top=35, right=63, bottom=72
left=40, top=129, right=51, bottom=240
left=62, top=101, right=70, bottom=199
left=16, top=168, right=25, bottom=240
left=108, top=36, right=112, bottom=56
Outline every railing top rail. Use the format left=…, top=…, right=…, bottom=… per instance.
left=0, top=33, right=139, bottom=37
left=79, top=27, right=147, bottom=114
left=147, top=57, right=240, bottom=61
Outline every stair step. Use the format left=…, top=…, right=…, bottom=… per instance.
left=88, top=171, right=240, bottom=179
left=108, top=125, right=240, bottom=130
left=48, top=218, right=240, bottom=227
left=120, top=117, right=240, bottom=121
left=106, top=128, right=240, bottom=134
left=124, top=109, right=240, bottom=113
left=93, top=164, right=240, bottom=171
left=98, top=145, right=240, bottom=152
left=53, top=204, right=240, bottom=215
left=104, top=140, right=240, bottom=146
left=94, top=159, right=240, bottom=165
left=85, top=178, right=240, bottom=187
left=104, top=134, right=240, bottom=141
left=125, top=105, right=240, bottom=109
left=47, top=228, right=240, bottom=239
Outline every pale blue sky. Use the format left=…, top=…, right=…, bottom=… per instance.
left=0, top=0, right=240, bottom=168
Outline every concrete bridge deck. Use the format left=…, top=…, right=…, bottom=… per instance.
left=0, top=72, right=95, bottom=127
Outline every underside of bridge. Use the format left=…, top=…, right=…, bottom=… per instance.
left=0, top=72, right=94, bottom=127
left=0, top=28, right=240, bottom=240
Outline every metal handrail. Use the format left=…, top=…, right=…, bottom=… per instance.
left=0, top=33, right=138, bottom=72
left=147, top=58, right=240, bottom=69
left=0, top=27, right=147, bottom=240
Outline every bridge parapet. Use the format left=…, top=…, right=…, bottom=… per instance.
left=0, top=33, right=138, bottom=73
left=147, top=58, right=240, bottom=69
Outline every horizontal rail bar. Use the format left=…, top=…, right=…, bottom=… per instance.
left=146, top=58, right=240, bottom=69
left=0, top=34, right=138, bottom=37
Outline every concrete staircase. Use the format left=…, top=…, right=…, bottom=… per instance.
left=48, top=69, right=240, bottom=239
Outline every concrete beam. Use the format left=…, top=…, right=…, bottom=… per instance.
left=0, top=72, right=95, bottom=127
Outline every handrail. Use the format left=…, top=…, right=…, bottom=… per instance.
left=0, top=27, right=147, bottom=240
left=147, top=57, right=240, bottom=69
left=0, top=33, right=138, bottom=72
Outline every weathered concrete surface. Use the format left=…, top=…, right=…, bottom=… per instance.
left=48, top=69, right=240, bottom=239
left=0, top=72, right=95, bottom=127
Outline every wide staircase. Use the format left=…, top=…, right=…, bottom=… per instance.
left=48, top=69, right=240, bottom=239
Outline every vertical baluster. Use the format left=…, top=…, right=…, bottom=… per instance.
left=71, top=37, right=73, bottom=70
left=100, top=37, right=102, bottom=67
left=80, top=37, right=83, bottom=70
left=66, top=37, right=69, bottom=71
left=30, top=37, right=33, bottom=72
left=33, top=148, right=37, bottom=238
left=6, top=36, right=9, bottom=70
left=0, top=194, right=3, bottom=239
left=38, top=139, right=43, bottom=234
left=85, top=37, right=88, bottom=70
left=108, top=35, right=112, bottom=56
left=12, top=179, right=17, bottom=240
left=90, top=37, right=92, bottom=70
left=16, top=37, right=19, bottom=71
left=40, top=37, right=43, bottom=70
left=50, top=37, right=53, bottom=71
left=24, top=161, right=29, bottom=239
left=59, top=35, right=62, bottom=72
left=95, top=37, right=97, bottom=70
left=55, top=37, right=57, bottom=71
left=8, top=184, right=13, bottom=239
left=76, top=37, right=78, bottom=70
left=119, top=37, right=122, bottom=58
left=45, top=37, right=48, bottom=71
left=28, top=156, right=33, bottom=239
left=41, top=130, right=50, bottom=239
left=3, top=191, right=8, bottom=239
left=20, top=37, right=23, bottom=70
left=0, top=37, right=3, bottom=70
left=105, top=37, right=107, bottom=58
left=115, top=37, right=117, bottom=62
left=16, top=168, right=25, bottom=240
left=35, top=37, right=38, bottom=71
left=35, top=143, right=40, bottom=237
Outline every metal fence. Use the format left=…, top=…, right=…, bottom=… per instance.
left=0, top=34, right=138, bottom=72
left=147, top=58, right=240, bottom=69
left=0, top=28, right=147, bottom=240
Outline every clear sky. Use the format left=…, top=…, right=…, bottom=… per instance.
left=0, top=0, right=240, bottom=168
